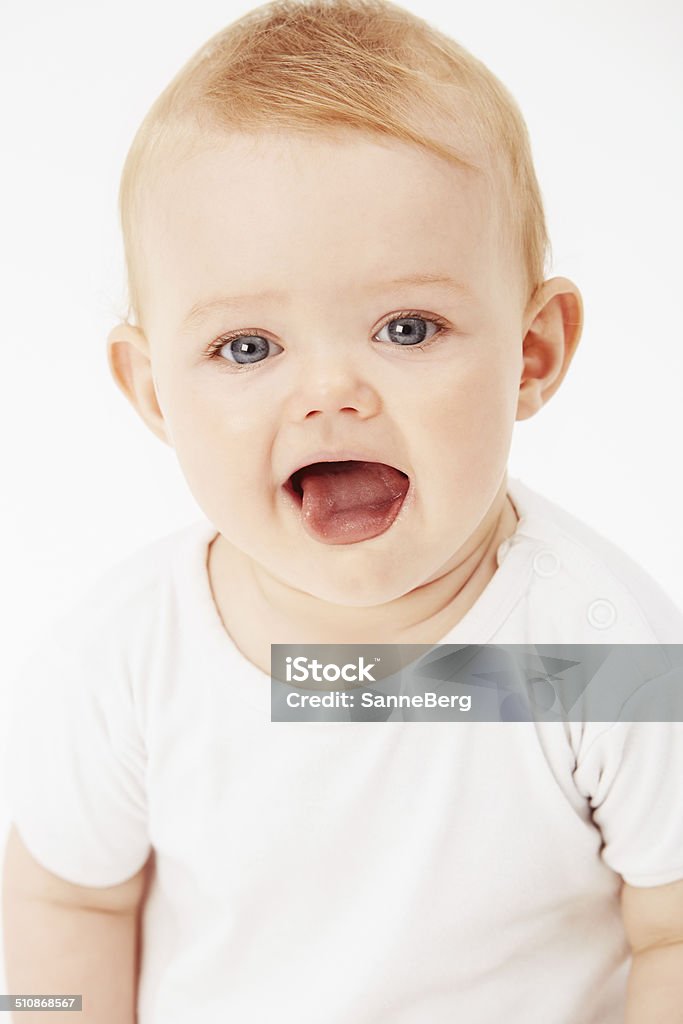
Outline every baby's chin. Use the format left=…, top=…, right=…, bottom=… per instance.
left=285, top=557, right=447, bottom=610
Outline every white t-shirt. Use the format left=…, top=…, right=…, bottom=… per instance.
left=5, top=478, right=683, bottom=1024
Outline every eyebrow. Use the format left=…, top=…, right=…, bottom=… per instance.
left=180, top=273, right=472, bottom=330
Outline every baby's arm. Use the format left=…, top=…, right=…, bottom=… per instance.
left=2, top=825, right=151, bottom=1023
left=622, top=876, right=683, bottom=1022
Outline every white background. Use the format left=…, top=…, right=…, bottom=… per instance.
left=1, top=0, right=681, bottom=989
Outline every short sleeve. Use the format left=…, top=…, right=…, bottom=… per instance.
left=4, top=620, right=151, bottom=888
left=572, top=668, right=683, bottom=887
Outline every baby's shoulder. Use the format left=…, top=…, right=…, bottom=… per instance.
left=46, top=520, right=214, bottom=660
left=507, top=480, right=683, bottom=643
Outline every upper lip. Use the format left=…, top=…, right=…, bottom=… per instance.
left=281, top=449, right=410, bottom=489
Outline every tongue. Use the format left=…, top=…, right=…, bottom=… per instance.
left=296, top=461, right=409, bottom=544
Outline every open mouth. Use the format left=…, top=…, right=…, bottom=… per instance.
left=283, top=460, right=411, bottom=544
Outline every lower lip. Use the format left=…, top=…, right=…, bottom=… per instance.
left=281, top=478, right=412, bottom=545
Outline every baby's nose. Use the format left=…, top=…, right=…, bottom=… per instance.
left=288, top=352, right=381, bottom=420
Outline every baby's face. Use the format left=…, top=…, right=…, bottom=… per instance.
left=137, top=129, right=528, bottom=605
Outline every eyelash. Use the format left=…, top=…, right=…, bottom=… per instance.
left=203, top=310, right=452, bottom=369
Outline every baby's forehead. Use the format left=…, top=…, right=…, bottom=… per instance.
left=146, top=128, right=496, bottom=245
left=145, top=124, right=503, bottom=231
left=132, top=125, right=522, bottom=328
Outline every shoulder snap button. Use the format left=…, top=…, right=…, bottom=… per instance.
left=532, top=549, right=561, bottom=578
left=587, top=598, right=617, bottom=629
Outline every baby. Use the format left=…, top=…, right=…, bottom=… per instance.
left=3, top=1, right=683, bottom=1022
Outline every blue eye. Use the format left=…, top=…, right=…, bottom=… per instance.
left=211, top=334, right=283, bottom=365
left=373, top=315, right=441, bottom=347
left=205, top=311, right=449, bottom=369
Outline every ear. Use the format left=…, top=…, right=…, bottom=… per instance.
left=107, top=323, right=171, bottom=446
left=516, top=276, right=583, bottom=421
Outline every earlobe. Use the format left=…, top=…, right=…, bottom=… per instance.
left=106, top=323, right=171, bottom=446
left=516, top=277, right=583, bottom=422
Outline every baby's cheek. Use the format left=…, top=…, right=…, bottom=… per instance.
left=421, top=358, right=511, bottom=438
left=415, top=364, right=515, bottom=498
left=159, top=390, right=266, bottom=514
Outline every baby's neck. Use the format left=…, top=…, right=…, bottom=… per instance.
left=207, top=483, right=519, bottom=675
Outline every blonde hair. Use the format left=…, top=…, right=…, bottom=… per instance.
left=118, top=0, right=550, bottom=329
